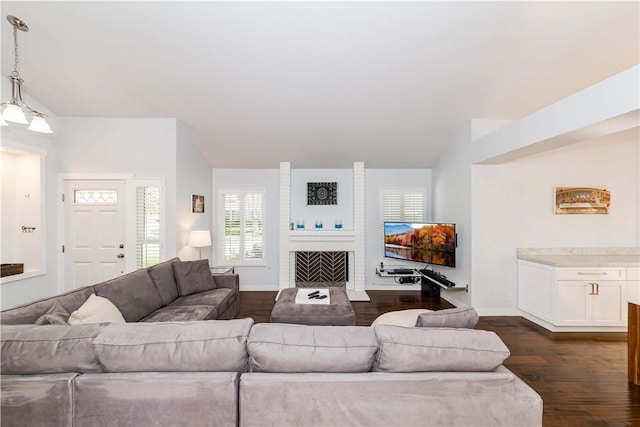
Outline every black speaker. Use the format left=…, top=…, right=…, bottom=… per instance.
left=420, top=278, right=441, bottom=297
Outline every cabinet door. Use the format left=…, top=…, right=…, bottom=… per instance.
left=589, top=281, right=625, bottom=325
left=557, top=281, right=588, bottom=324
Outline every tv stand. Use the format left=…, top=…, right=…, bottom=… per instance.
left=375, top=267, right=469, bottom=293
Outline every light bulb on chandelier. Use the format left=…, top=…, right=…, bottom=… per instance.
left=0, top=15, right=52, bottom=134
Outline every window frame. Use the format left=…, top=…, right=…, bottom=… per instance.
left=131, top=178, right=164, bottom=270
left=379, top=187, right=427, bottom=260
left=217, top=187, right=266, bottom=267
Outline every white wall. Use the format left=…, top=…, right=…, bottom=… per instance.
left=431, top=124, right=472, bottom=306
left=176, top=121, right=213, bottom=261
left=212, top=168, right=280, bottom=290
left=291, top=169, right=353, bottom=230
left=365, top=169, right=433, bottom=290
left=57, top=117, right=179, bottom=258
left=14, top=153, right=42, bottom=272
left=472, top=128, right=639, bottom=313
left=1, top=152, right=18, bottom=261
left=0, top=87, right=58, bottom=309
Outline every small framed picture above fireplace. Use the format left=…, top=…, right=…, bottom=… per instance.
left=307, top=182, right=337, bottom=205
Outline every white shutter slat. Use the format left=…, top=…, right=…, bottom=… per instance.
left=135, top=185, right=161, bottom=268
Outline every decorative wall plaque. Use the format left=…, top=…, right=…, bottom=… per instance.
left=307, top=182, right=337, bottom=205
left=554, top=187, right=610, bottom=214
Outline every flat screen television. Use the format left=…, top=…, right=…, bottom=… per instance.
left=383, top=222, right=456, bottom=268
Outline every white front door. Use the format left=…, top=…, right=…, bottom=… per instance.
left=64, top=180, right=126, bottom=290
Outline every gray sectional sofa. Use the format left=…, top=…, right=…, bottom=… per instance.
left=0, top=258, right=239, bottom=325
left=1, top=317, right=543, bottom=426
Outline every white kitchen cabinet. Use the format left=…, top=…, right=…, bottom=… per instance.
left=556, top=280, right=625, bottom=326
left=518, top=260, right=632, bottom=332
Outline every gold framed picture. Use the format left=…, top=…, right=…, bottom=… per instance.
left=554, top=187, right=610, bottom=214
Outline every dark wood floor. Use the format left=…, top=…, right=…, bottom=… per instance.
left=238, top=290, right=640, bottom=427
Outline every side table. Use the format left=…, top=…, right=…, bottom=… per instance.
left=211, top=266, right=235, bottom=275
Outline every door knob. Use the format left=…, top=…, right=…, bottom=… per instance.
left=117, top=253, right=125, bottom=259
left=119, top=244, right=124, bottom=249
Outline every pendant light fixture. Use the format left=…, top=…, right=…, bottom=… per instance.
left=1, top=15, right=52, bottom=134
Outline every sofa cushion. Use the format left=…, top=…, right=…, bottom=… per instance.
left=415, top=306, right=479, bottom=329
left=92, top=319, right=254, bottom=372
left=373, top=325, right=510, bottom=372
left=1, top=324, right=105, bottom=374
left=68, top=294, right=126, bottom=325
left=35, top=303, right=70, bottom=325
left=169, top=287, right=235, bottom=315
left=147, top=257, right=181, bottom=305
left=0, top=373, right=79, bottom=427
left=173, top=259, right=216, bottom=296
left=94, top=269, right=164, bottom=322
left=248, top=323, right=378, bottom=373
left=140, top=305, right=217, bottom=322
left=0, top=286, right=94, bottom=325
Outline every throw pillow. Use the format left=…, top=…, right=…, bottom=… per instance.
left=68, top=294, right=126, bottom=325
left=371, top=309, right=431, bottom=327
left=35, top=303, right=70, bottom=325
left=173, top=259, right=216, bottom=296
left=415, top=306, right=479, bottom=328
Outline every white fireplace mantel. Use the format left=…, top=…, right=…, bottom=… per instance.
left=288, top=231, right=357, bottom=252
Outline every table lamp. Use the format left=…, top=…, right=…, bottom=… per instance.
left=188, top=230, right=211, bottom=260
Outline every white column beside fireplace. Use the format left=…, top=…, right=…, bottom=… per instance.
left=279, top=162, right=369, bottom=301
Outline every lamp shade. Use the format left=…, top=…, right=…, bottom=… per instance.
left=27, top=115, right=53, bottom=133
left=2, top=104, right=28, bottom=124
left=188, top=230, right=211, bottom=248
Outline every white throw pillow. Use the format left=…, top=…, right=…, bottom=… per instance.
left=68, top=294, right=126, bottom=325
left=371, top=309, right=431, bottom=327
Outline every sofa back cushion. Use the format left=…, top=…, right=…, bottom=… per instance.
left=415, top=306, right=479, bottom=329
left=0, top=286, right=94, bottom=325
left=147, top=257, right=181, bottom=305
left=248, top=323, right=378, bottom=373
left=1, top=324, right=104, bottom=374
left=92, top=318, right=254, bottom=372
left=173, top=259, right=216, bottom=296
left=94, top=268, right=164, bottom=322
left=373, top=325, right=510, bottom=372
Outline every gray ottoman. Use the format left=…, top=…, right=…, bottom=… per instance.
left=270, top=288, right=356, bottom=326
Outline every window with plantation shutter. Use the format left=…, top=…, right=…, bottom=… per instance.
left=379, top=188, right=426, bottom=222
left=135, top=184, right=162, bottom=268
left=379, top=187, right=426, bottom=259
left=218, top=188, right=265, bottom=266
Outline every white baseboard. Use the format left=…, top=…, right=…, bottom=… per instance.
left=475, top=308, right=521, bottom=316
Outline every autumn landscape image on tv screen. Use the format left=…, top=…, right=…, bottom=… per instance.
left=384, top=223, right=456, bottom=267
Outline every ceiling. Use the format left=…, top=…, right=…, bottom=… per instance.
left=1, top=1, right=638, bottom=168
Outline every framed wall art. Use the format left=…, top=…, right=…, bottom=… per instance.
left=192, top=194, right=205, bottom=213
left=307, top=182, right=337, bottom=205
left=554, top=187, right=610, bottom=214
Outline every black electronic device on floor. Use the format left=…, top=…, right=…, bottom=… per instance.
left=418, top=269, right=455, bottom=296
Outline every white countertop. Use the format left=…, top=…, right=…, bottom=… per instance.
left=517, top=254, right=640, bottom=267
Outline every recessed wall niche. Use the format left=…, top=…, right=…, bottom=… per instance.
left=1, top=144, right=46, bottom=281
